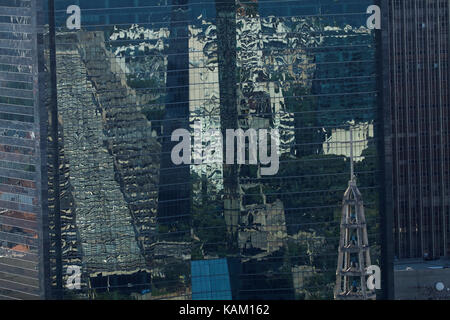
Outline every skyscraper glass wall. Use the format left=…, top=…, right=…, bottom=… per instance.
left=0, top=0, right=43, bottom=300
left=39, top=0, right=382, bottom=300
left=384, top=0, right=450, bottom=260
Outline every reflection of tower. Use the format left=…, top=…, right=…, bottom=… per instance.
left=335, top=129, right=375, bottom=300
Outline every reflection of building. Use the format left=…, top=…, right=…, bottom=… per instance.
left=188, top=23, right=223, bottom=196
left=51, top=0, right=380, bottom=300
left=46, top=32, right=161, bottom=293
left=335, top=132, right=375, bottom=300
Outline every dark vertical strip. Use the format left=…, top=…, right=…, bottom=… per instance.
left=157, top=0, right=191, bottom=241
left=215, top=0, right=241, bottom=257
left=47, top=0, right=63, bottom=299
left=437, top=0, right=444, bottom=258
left=378, top=0, right=395, bottom=300
left=403, top=0, right=413, bottom=258
left=446, top=0, right=450, bottom=258
left=424, top=1, right=435, bottom=259
left=34, top=0, right=50, bottom=299
left=415, top=0, right=424, bottom=259
left=215, top=0, right=238, bottom=190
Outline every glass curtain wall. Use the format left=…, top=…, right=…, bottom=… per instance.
left=42, top=0, right=381, bottom=300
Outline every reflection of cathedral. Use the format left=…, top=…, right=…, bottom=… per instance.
left=335, top=131, right=375, bottom=300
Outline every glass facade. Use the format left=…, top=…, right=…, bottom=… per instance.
left=385, top=0, right=450, bottom=260
left=0, top=0, right=43, bottom=300
left=1, top=0, right=383, bottom=300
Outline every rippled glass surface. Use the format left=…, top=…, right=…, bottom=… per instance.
left=43, top=0, right=380, bottom=300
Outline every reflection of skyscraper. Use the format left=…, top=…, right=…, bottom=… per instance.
left=335, top=130, right=375, bottom=300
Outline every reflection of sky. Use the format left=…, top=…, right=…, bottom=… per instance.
left=188, top=23, right=223, bottom=190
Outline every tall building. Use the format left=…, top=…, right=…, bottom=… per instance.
left=382, top=0, right=450, bottom=260
left=0, top=0, right=45, bottom=299
left=1, top=0, right=384, bottom=300
left=380, top=0, right=450, bottom=300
